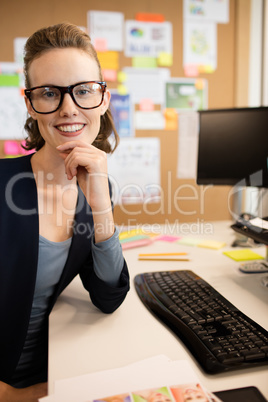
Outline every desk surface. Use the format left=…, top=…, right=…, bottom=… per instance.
left=49, top=221, right=268, bottom=398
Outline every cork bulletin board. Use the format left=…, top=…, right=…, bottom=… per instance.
left=0, top=0, right=249, bottom=226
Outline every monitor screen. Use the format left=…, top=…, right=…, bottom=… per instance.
left=197, top=107, right=268, bottom=187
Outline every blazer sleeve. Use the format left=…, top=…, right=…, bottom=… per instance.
left=79, top=256, right=130, bottom=314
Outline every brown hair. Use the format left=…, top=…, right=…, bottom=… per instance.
left=23, top=22, right=119, bottom=153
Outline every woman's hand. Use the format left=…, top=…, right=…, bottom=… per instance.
left=57, top=140, right=114, bottom=242
left=0, top=381, right=47, bottom=402
left=57, top=140, right=111, bottom=214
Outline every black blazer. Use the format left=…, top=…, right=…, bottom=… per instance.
left=0, top=154, right=130, bottom=383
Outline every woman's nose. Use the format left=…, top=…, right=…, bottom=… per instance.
left=59, top=93, right=79, bottom=116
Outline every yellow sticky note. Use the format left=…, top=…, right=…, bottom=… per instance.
left=198, top=240, right=226, bottom=250
left=198, top=64, right=215, bottom=74
left=119, top=228, right=145, bottom=240
left=117, top=71, right=127, bottom=83
left=223, top=249, right=264, bottom=262
left=117, top=84, right=128, bottom=95
left=157, top=52, right=173, bottom=67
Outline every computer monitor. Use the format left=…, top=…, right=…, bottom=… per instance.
left=197, top=107, right=268, bottom=188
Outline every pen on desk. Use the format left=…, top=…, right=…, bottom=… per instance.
left=138, top=252, right=188, bottom=257
left=138, top=258, right=189, bottom=261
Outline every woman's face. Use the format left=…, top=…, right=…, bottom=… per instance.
left=25, top=47, right=110, bottom=151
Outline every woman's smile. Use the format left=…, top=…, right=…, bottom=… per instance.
left=56, top=123, right=86, bottom=136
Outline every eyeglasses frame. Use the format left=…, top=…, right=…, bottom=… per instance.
left=24, top=81, right=107, bottom=114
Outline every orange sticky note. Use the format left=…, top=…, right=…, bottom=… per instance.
left=164, top=108, right=178, bottom=130
left=195, top=79, right=205, bottom=90
left=97, top=51, right=119, bottom=70
left=136, top=13, right=165, bottom=22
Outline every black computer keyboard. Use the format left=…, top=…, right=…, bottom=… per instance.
left=134, top=270, right=268, bottom=374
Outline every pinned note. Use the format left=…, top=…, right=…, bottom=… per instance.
left=117, top=71, right=127, bottom=83
left=139, top=98, right=154, bottom=112
left=198, top=65, right=215, bottom=74
left=102, top=69, right=117, bottom=82
left=132, top=57, right=157, bottom=68
left=157, top=52, right=173, bottom=67
left=117, top=84, right=128, bottom=95
left=184, top=64, right=199, bottom=77
left=136, top=13, right=165, bottom=22
left=164, top=108, right=178, bottom=130
left=0, top=74, right=20, bottom=87
left=97, top=51, right=119, bottom=70
left=223, top=249, right=264, bottom=262
left=4, top=140, right=20, bottom=155
left=93, top=38, right=108, bottom=52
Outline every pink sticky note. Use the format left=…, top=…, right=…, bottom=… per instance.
left=4, top=141, right=20, bottom=155
left=121, top=238, right=153, bottom=250
left=155, top=235, right=181, bottom=242
left=20, top=140, right=35, bottom=155
left=139, top=98, right=154, bottom=112
left=184, top=64, right=199, bottom=77
left=93, top=38, right=108, bottom=52
left=102, top=69, right=117, bottom=82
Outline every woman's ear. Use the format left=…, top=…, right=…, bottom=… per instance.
left=100, top=89, right=111, bottom=116
left=24, top=96, right=38, bottom=120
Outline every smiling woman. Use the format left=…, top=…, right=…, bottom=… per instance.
left=0, top=22, right=130, bottom=402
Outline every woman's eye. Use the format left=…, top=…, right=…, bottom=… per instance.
left=42, top=90, right=57, bottom=98
left=77, top=89, right=90, bottom=96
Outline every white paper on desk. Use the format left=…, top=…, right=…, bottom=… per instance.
left=43, top=355, right=201, bottom=402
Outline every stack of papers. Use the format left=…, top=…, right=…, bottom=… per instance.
left=40, top=355, right=221, bottom=402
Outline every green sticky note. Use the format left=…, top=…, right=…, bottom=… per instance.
left=120, top=234, right=150, bottom=244
left=132, top=57, right=157, bottom=68
left=177, top=237, right=202, bottom=246
left=223, top=249, right=264, bottom=261
left=0, top=74, right=20, bottom=86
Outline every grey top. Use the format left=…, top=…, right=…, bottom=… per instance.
left=10, top=228, right=124, bottom=387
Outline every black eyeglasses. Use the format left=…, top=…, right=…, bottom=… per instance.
left=24, top=81, right=107, bottom=114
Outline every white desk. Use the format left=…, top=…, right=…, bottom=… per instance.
left=49, top=221, right=268, bottom=398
